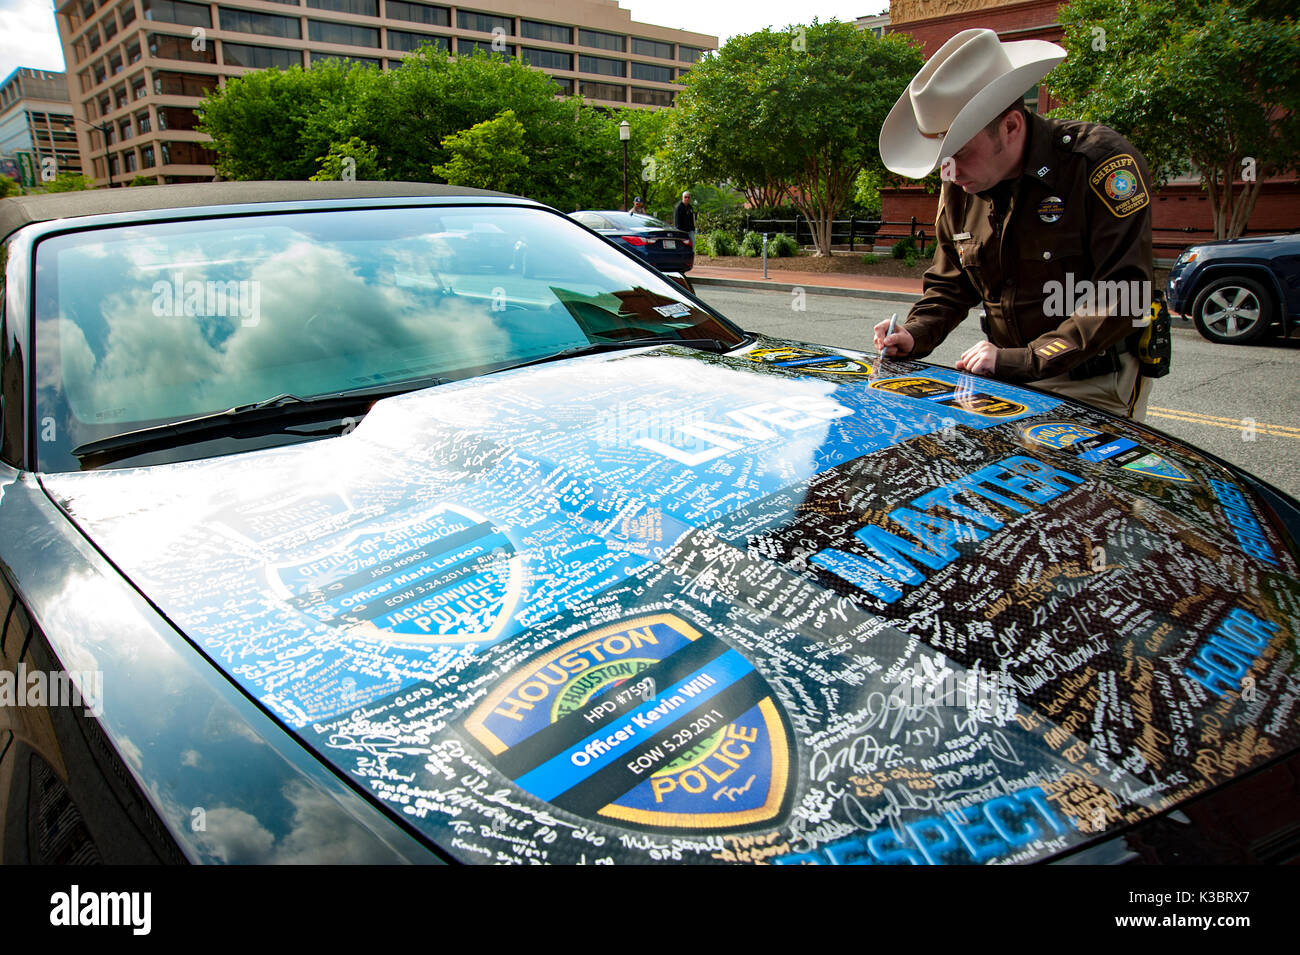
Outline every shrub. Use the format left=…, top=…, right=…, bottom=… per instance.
left=903, top=249, right=919, bottom=268
left=705, top=229, right=739, bottom=257
left=891, top=236, right=917, bottom=259
left=739, top=231, right=764, bottom=257
left=770, top=232, right=800, bottom=257
left=861, top=252, right=880, bottom=265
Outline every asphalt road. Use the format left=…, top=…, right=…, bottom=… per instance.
left=695, top=284, right=1300, bottom=499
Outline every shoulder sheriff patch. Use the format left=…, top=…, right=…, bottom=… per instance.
left=463, top=614, right=792, bottom=832
left=1089, top=154, right=1150, bottom=218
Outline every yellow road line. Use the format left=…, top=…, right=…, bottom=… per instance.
left=1147, top=406, right=1300, bottom=439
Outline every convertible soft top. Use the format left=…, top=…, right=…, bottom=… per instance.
left=0, top=180, right=512, bottom=241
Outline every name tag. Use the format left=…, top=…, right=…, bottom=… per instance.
left=954, top=232, right=972, bottom=240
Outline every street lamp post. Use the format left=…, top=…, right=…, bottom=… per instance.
left=619, top=120, right=630, bottom=211
left=62, top=116, right=115, bottom=188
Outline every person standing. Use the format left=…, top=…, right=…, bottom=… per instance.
left=673, top=191, right=696, bottom=246
left=631, top=195, right=647, bottom=215
left=873, top=29, right=1156, bottom=420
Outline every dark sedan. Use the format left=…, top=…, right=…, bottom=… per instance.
left=3, top=182, right=1300, bottom=865
left=569, top=209, right=695, bottom=272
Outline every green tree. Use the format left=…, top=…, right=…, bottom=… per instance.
left=0, top=174, right=20, bottom=198
left=41, top=172, right=93, bottom=192
left=431, top=109, right=529, bottom=191
left=667, top=20, right=923, bottom=255
left=198, top=59, right=378, bottom=180
left=1050, top=0, right=1300, bottom=238
left=310, top=136, right=387, bottom=181
left=128, top=175, right=159, bottom=186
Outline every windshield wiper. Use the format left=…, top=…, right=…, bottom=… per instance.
left=71, top=375, right=449, bottom=466
left=491, top=336, right=745, bottom=375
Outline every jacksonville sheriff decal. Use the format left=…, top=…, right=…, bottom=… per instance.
left=266, top=503, right=524, bottom=644
left=871, top=376, right=1028, bottom=418
left=463, top=614, right=792, bottom=831
left=1021, top=421, right=1194, bottom=482
left=1089, top=154, right=1150, bottom=218
left=745, top=345, right=874, bottom=377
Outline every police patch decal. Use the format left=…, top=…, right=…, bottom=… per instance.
left=463, top=614, right=792, bottom=831
left=1089, top=154, right=1149, bottom=218
left=1021, top=421, right=1194, bottom=482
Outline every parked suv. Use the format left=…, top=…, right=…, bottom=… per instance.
left=1166, top=232, right=1300, bottom=344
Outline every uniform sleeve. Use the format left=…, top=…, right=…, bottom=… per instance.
left=903, top=186, right=981, bottom=359
left=995, top=150, right=1155, bottom=381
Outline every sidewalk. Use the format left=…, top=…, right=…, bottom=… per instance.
left=689, top=263, right=924, bottom=303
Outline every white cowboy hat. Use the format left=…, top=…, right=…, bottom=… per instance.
left=879, top=29, right=1067, bottom=178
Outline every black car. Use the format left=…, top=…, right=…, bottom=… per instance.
left=1165, top=232, right=1300, bottom=344
left=3, top=181, right=1300, bottom=865
left=569, top=210, right=695, bottom=272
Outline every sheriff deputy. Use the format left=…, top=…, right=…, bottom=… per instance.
left=873, top=29, right=1155, bottom=420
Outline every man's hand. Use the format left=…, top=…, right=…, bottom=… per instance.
left=955, top=341, right=998, bottom=375
left=873, top=318, right=914, bottom=358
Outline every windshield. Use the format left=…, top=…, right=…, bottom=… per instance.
left=33, top=203, right=742, bottom=471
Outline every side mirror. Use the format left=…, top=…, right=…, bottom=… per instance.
left=663, top=271, right=694, bottom=294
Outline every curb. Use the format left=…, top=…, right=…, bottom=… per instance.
left=690, top=274, right=922, bottom=304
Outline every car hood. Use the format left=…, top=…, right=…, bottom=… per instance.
left=42, top=338, right=1300, bottom=864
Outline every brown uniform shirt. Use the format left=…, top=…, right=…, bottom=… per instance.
left=903, top=112, right=1154, bottom=382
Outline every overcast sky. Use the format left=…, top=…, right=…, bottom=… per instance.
left=0, top=0, right=889, bottom=84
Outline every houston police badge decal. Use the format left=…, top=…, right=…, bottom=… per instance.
left=463, top=614, right=793, bottom=831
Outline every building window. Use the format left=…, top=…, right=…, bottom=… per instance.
left=630, top=87, right=673, bottom=107
left=132, top=77, right=148, bottom=99
left=94, top=63, right=108, bottom=85
left=223, top=42, right=301, bottom=68
left=457, top=38, right=513, bottom=57
left=678, top=44, right=703, bottom=63
left=98, top=94, right=111, bottom=115
left=153, top=70, right=219, bottom=96
left=120, top=0, right=137, bottom=25
left=157, top=105, right=200, bottom=129
left=579, top=80, right=624, bottom=102
left=105, top=126, right=117, bottom=145
left=88, top=28, right=102, bottom=53
left=136, top=109, right=151, bottom=132
left=115, top=85, right=130, bottom=108
left=141, top=144, right=155, bottom=166
left=123, top=150, right=137, bottom=172
left=161, top=140, right=217, bottom=165
left=521, top=47, right=570, bottom=71
left=385, top=1, right=447, bottom=26
left=578, top=29, right=622, bottom=52
left=219, top=8, right=302, bottom=39
left=308, top=20, right=380, bottom=47
left=103, top=16, right=119, bottom=40
left=457, top=10, right=512, bottom=35
left=119, top=118, right=132, bottom=138
left=630, top=62, right=671, bottom=83
left=127, top=41, right=142, bottom=63
left=150, top=32, right=218, bottom=62
left=309, top=52, right=381, bottom=67
left=79, top=69, right=93, bottom=92
left=520, top=20, right=568, bottom=44
left=387, top=30, right=447, bottom=53
left=548, top=76, right=572, bottom=95
left=108, top=154, right=121, bottom=176
left=306, top=0, right=377, bottom=15
left=630, top=37, right=673, bottom=60
left=109, top=52, right=124, bottom=74
left=579, top=54, right=624, bottom=77
left=142, top=0, right=213, bottom=28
